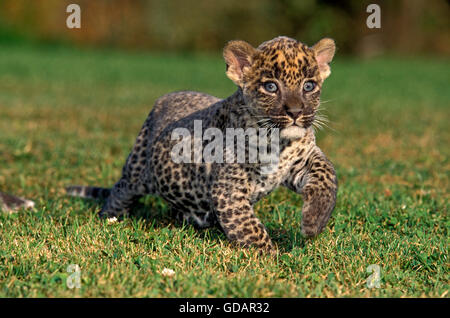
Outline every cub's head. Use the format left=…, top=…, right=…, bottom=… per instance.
left=224, top=36, right=335, bottom=139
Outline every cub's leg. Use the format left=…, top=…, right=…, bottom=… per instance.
left=99, top=115, right=154, bottom=218
left=99, top=177, right=139, bottom=218
left=211, top=172, right=274, bottom=252
left=285, top=147, right=337, bottom=237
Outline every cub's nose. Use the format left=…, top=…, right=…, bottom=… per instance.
left=284, top=105, right=302, bottom=120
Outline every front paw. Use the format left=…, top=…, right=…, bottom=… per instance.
left=265, top=242, right=279, bottom=256
left=300, top=224, right=324, bottom=238
left=244, top=240, right=278, bottom=256
left=300, top=210, right=329, bottom=238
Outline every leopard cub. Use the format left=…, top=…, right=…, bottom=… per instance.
left=67, top=36, right=338, bottom=253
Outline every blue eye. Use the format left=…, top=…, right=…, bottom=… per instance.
left=264, top=82, right=278, bottom=93
left=303, top=81, right=316, bottom=92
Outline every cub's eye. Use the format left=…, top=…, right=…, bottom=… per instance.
left=303, top=81, right=316, bottom=92
left=263, top=81, right=278, bottom=93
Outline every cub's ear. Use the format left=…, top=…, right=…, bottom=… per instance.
left=223, top=40, right=256, bottom=87
left=312, top=38, right=336, bottom=80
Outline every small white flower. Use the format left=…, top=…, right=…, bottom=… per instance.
left=401, top=204, right=406, bottom=210
left=161, top=268, right=175, bottom=277
left=107, top=217, right=118, bottom=224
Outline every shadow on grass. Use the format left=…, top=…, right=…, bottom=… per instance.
left=70, top=195, right=174, bottom=227
left=269, top=227, right=308, bottom=253
left=71, top=194, right=228, bottom=243
left=71, top=194, right=305, bottom=254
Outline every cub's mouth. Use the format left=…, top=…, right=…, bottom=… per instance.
left=271, top=112, right=315, bottom=129
left=263, top=112, right=315, bottom=140
left=279, top=113, right=316, bottom=139
left=280, top=124, right=307, bottom=140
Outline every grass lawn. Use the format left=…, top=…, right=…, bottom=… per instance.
left=0, top=43, right=448, bottom=297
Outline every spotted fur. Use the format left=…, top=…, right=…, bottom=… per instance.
left=67, top=36, right=338, bottom=253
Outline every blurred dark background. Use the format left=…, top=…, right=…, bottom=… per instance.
left=0, top=0, right=448, bottom=57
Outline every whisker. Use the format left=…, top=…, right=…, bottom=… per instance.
left=313, top=118, right=336, bottom=132
left=315, top=115, right=329, bottom=123
left=319, top=98, right=337, bottom=105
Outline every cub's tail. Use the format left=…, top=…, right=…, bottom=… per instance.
left=66, top=185, right=111, bottom=200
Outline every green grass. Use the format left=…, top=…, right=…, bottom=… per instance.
left=0, top=43, right=448, bottom=297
